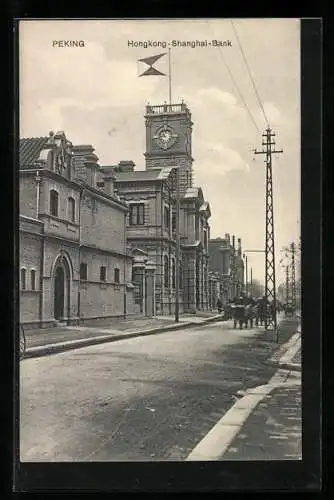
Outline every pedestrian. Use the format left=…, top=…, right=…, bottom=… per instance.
left=216, top=296, right=222, bottom=313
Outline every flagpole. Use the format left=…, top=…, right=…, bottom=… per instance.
left=168, top=48, right=172, bottom=106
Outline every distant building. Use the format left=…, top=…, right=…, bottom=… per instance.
left=209, top=234, right=245, bottom=303
left=19, top=131, right=144, bottom=328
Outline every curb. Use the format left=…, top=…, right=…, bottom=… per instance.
left=269, top=332, right=300, bottom=364
left=186, top=327, right=302, bottom=461
left=278, top=362, right=301, bottom=372
left=186, top=379, right=300, bottom=461
left=23, top=314, right=224, bottom=360
left=278, top=335, right=301, bottom=367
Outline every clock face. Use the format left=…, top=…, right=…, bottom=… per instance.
left=159, top=130, right=172, bottom=144
left=154, top=125, right=178, bottom=150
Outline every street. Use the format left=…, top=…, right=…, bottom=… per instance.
left=20, top=320, right=294, bottom=462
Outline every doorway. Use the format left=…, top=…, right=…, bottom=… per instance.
left=54, top=266, right=65, bottom=320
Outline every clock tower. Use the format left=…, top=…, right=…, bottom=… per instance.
left=144, top=101, right=194, bottom=193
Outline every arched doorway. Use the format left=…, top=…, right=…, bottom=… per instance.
left=52, top=253, right=72, bottom=322
left=54, top=266, right=65, bottom=320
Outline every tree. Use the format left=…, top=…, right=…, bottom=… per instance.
left=277, top=282, right=286, bottom=303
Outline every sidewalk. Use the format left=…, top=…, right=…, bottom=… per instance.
left=186, top=320, right=301, bottom=462
left=221, top=380, right=301, bottom=460
left=221, top=342, right=302, bottom=461
left=23, top=312, right=223, bottom=359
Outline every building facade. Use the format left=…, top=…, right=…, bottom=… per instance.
left=208, top=234, right=245, bottom=304
left=19, top=131, right=143, bottom=328
left=107, top=102, right=212, bottom=314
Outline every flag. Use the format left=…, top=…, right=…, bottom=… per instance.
left=138, top=52, right=167, bottom=77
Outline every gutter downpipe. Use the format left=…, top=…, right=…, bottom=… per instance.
left=77, top=185, right=85, bottom=325
left=123, top=210, right=127, bottom=319
left=36, top=169, right=44, bottom=328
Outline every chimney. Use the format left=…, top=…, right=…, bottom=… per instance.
left=118, top=160, right=135, bottom=173
left=72, top=144, right=99, bottom=186
left=225, top=233, right=230, bottom=245
left=232, top=235, right=235, bottom=249
left=101, top=166, right=116, bottom=195
left=237, top=237, right=242, bottom=256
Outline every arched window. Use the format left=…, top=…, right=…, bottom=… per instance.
left=20, top=268, right=26, bottom=290
left=171, top=258, right=176, bottom=288
left=164, top=255, right=169, bottom=289
left=30, top=269, right=36, bottom=291
left=50, top=189, right=59, bottom=217
left=114, top=268, right=120, bottom=284
left=68, top=197, right=75, bottom=222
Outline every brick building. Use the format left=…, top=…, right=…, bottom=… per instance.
left=19, top=131, right=145, bottom=328
left=209, top=234, right=245, bottom=304
left=98, top=102, right=212, bottom=314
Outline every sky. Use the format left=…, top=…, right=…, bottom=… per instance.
left=19, top=19, right=300, bottom=286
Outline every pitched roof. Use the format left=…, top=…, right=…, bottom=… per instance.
left=20, top=137, right=49, bottom=167
left=114, top=167, right=174, bottom=183
left=200, top=201, right=211, bottom=218
left=20, top=136, right=99, bottom=170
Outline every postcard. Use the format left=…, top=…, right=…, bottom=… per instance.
left=18, top=18, right=304, bottom=468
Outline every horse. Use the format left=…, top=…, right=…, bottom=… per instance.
left=231, top=304, right=248, bottom=329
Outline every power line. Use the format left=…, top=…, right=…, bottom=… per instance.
left=230, top=20, right=270, bottom=129
left=206, top=21, right=261, bottom=135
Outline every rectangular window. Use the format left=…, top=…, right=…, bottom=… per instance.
left=31, top=269, right=36, bottom=291
left=130, top=204, right=145, bottom=225
left=100, top=266, right=107, bottom=281
left=134, top=283, right=142, bottom=306
left=50, top=190, right=59, bottom=217
left=80, top=262, right=87, bottom=281
left=172, top=213, right=176, bottom=233
left=20, top=268, right=26, bottom=290
left=114, top=268, right=120, bottom=283
left=68, top=197, right=75, bottom=222
left=164, top=206, right=170, bottom=229
left=204, top=230, right=208, bottom=250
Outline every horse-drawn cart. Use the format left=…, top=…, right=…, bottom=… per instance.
left=231, top=304, right=248, bottom=329
left=231, top=303, right=258, bottom=329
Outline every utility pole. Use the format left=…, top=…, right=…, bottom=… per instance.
left=285, top=264, right=290, bottom=304
left=290, top=241, right=296, bottom=312
left=254, top=127, right=283, bottom=337
left=175, top=167, right=180, bottom=322
left=232, top=235, right=236, bottom=298
left=243, top=253, right=248, bottom=295
left=250, top=267, right=253, bottom=294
